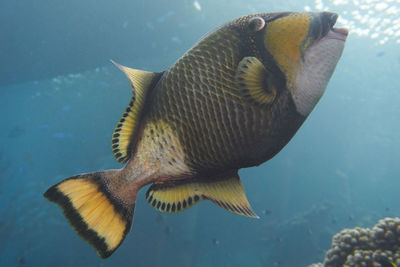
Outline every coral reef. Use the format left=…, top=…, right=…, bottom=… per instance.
left=310, top=217, right=400, bottom=266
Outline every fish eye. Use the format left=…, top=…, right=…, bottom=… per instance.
left=248, top=16, right=265, bottom=32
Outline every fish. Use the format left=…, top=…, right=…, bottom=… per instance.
left=7, top=125, right=25, bottom=138
left=44, top=11, right=348, bottom=258
left=155, top=214, right=165, bottom=223
left=376, top=51, right=385, bottom=57
left=163, top=226, right=172, bottom=235
left=17, top=256, right=25, bottom=265
left=377, top=256, right=398, bottom=267
left=62, top=105, right=71, bottom=111
left=262, top=209, right=272, bottom=215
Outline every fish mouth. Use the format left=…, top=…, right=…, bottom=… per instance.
left=319, top=12, right=348, bottom=42
left=327, top=27, right=349, bottom=41
left=301, top=12, right=348, bottom=56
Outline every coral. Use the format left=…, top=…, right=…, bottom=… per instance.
left=310, top=217, right=400, bottom=266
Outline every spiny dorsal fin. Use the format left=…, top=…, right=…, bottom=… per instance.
left=110, top=61, right=160, bottom=163
left=236, top=56, right=276, bottom=106
left=145, top=172, right=259, bottom=218
left=111, top=60, right=156, bottom=94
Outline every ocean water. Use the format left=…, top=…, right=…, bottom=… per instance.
left=1, top=0, right=400, bottom=266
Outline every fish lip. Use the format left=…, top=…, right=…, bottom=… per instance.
left=326, top=27, right=348, bottom=42
left=304, top=13, right=348, bottom=52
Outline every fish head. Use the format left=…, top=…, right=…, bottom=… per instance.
left=245, top=12, right=348, bottom=116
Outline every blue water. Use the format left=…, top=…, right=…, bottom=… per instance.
left=1, top=1, right=400, bottom=266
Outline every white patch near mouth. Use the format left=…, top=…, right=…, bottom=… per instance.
left=292, top=32, right=346, bottom=116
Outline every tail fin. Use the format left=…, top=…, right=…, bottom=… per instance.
left=44, top=170, right=136, bottom=258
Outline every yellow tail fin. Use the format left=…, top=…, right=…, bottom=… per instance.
left=44, top=171, right=135, bottom=258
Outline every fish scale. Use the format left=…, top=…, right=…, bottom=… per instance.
left=149, top=29, right=264, bottom=171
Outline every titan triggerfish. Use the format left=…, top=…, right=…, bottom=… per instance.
left=44, top=11, right=348, bottom=258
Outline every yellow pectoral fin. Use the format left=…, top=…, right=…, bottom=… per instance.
left=146, top=171, right=258, bottom=218
left=236, top=57, right=276, bottom=106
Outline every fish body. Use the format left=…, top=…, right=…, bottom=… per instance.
left=44, top=12, right=348, bottom=258
left=147, top=28, right=301, bottom=173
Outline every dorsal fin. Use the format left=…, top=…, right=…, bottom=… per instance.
left=145, top=171, right=259, bottom=218
left=236, top=56, right=277, bottom=106
left=110, top=60, right=160, bottom=163
left=111, top=60, right=156, bottom=94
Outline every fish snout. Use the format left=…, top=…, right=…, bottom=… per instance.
left=319, top=12, right=338, bottom=38
left=310, top=12, right=348, bottom=43
left=262, top=11, right=347, bottom=118
left=291, top=12, right=348, bottom=117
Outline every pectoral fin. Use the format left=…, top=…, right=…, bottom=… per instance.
left=110, top=61, right=162, bottom=163
left=145, top=171, right=258, bottom=218
left=236, top=56, right=277, bottom=106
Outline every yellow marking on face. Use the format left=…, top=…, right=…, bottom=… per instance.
left=264, top=13, right=311, bottom=83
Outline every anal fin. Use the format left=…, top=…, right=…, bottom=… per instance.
left=145, top=171, right=258, bottom=218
